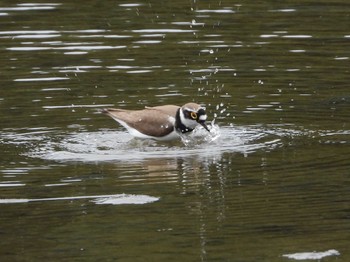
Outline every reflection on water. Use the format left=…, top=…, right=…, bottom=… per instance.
left=1, top=124, right=349, bottom=260
left=1, top=0, right=350, bottom=261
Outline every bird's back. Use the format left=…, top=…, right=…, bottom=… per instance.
left=102, top=106, right=178, bottom=138
left=144, top=105, right=180, bottom=117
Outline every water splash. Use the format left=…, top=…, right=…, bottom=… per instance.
left=7, top=124, right=296, bottom=162
left=2, top=124, right=335, bottom=163
left=180, top=120, right=221, bottom=146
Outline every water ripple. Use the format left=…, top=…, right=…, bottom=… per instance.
left=0, top=194, right=159, bottom=205
left=195, top=9, right=235, bottom=14
left=1, top=125, right=324, bottom=163
left=14, top=77, right=70, bottom=82
left=0, top=4, right=60, bottom=12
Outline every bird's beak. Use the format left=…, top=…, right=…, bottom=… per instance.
left=199, top=121, right=210, bottom=132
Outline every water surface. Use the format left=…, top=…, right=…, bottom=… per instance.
left=0, top=1, right=349, bottom=261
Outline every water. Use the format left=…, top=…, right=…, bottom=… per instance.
left=1, top=1, right=350, bottom=261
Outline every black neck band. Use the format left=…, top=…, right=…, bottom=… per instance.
left=175, top=108, right=194, bottom=133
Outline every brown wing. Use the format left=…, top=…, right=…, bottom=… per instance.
left=144, top=105, right=179, bottom=117
left=103, top=108, right=175, bottom=137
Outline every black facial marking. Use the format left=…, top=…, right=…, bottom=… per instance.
left=183, top=109, right=191, bottom=119
left=197, top=108, right=206, bottom=116
left=196, top=108, right=207, bottom=123
left=175, top=108, right=194, bottom=134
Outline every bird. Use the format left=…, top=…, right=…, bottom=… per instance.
left=102, top=102, right=210, bottom=141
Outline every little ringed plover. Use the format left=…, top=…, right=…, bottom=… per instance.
left=102, top=102, right=209, bottom=141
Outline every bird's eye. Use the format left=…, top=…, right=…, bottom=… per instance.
left=190, top=112, right=197, bottom=119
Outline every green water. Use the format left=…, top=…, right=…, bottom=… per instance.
left=0, top=1, right=349, bottom=261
